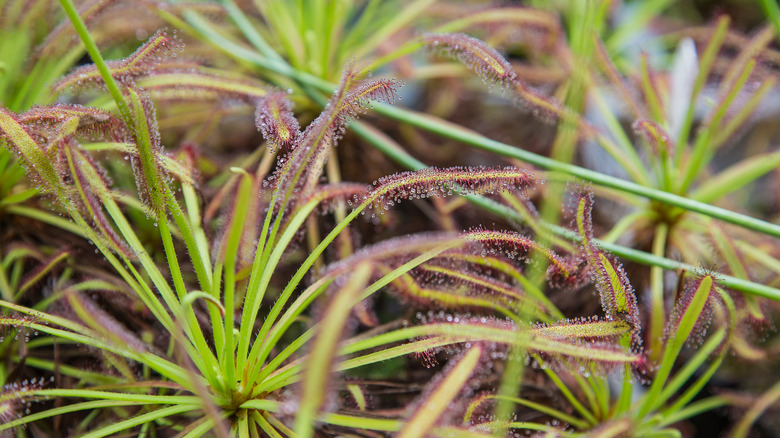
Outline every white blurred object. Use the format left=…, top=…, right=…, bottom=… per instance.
left=667, top=38, right=698, bottom=142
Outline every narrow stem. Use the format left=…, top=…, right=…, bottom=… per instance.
left=658, top=396, right=729, bottom=428
left=58, top=0, right=131, bottom=124
left=181, top=9, right=780, bottom=240
left=236, top=203, right=289, bottom=374
left=371, top=103, right=780, bottom=240
left=731, top=380, right=780, bottom=438
left=219, top=0, right=285, bottom=63
left=127, top=89, right=219, bottom=380
left=166, top=193, right=214, bottom=294
left=494, top=348, right=525, bottom=426
left=353, top=118, right=780, bottom=300
left=184, top=10, right=333, bottom=91
left=234, top=187, right=279, bottom=375
left=222, top=173, right=254, bottom=387
left=678, top=60, right=755, bottom=195
left=470, top=196, right=780, bottom=300
left=573, top=372, right=601, bottom=419
left=538, top=363, right=598, bottom=425
left=762, top=0, right=780, bottom=46
left=649, top=222, right=668, bottom=363
left=616, top=364, right=633, bottom=414
left=589, top=82, right=650, bottom=185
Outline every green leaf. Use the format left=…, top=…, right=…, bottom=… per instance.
left=78, top=404, right=199, bottom=438
left=0, top=109, right=63, bottom=195
left=294, top=262, right=373, bottom=438
left=398, top=346, right=483, bottom=438
left=639, top=275, right=714, bottom=417
left=692, top=150, right=780, bottom=204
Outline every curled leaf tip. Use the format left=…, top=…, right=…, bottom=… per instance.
left=368, top=166, right=535, bottom=211
left=53, top=29, right=183, bottom=94
left=423, top=33, right=517, bottom=88
left=256, top=91, right=300, bottom=150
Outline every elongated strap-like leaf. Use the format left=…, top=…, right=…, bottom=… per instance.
left=294, top=262, right=372, bottom=438
left=82, top=142, right=194, bottom=186
left=52, top=29, right=182, bottom=94
left=574, top=190, right=641, bottom=333
left=79, top=404, right=199, bottom=438
left=639, top=275, right=715, bottom=417
left=388, top=270, right=517, bottom=318
left=0, top=109, right=63, bottom=195
left=139, top=69, right=268, bottom=102
left=399, top=346, right=483, bottom=438
left=532, top=318, right=632, bottom=340
left=420, top=319, right=641, bottom=366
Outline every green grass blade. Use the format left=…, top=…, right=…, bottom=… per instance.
left=294, top=263, right=372, bottom=438
left=0, top=400, right=143, bottom=432
left=638, top=275, right=714, bottom=417
left=730, top=380, right=780, bottom=438
left=398, top=346, right=482, bottom=438
left=691, top=150, right=780, bottom=204
left=79, top=404, right=200, bottom=438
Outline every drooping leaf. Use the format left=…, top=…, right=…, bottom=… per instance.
left=320, top=232, right=463, bottom=281
left=270, top=66, right=401, bottom=217
left=64, top=143, right=132, bottom=257
left=366, top=166, right=535, bottom=210
left=422, top=32, right=570, bottom=122
left=423, top=33, right=517, bottom=87
left=0, top=108, right=64, bottom=195
left=255, top=91, right=299, bottom=150
left=461, top=228, right=579, bottom=285
left=18, top=104, right=129, bottom=143
left=387, top=269, right=519, bottom=318
left=413, top=316, right=642, bottom=369
left=572, top=187, right=641, bottom=333
left=405, top=261, right=552, bottom=319
left=139, top=64, right=268, bottom=103
left=399, top=346, right=484, bottom=438
left=52, top=29, right=183, bottom=94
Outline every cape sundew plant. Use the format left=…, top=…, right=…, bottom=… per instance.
left=1, top=1, right=779, bottom=437
left=0, top=6, right=651, bottom=436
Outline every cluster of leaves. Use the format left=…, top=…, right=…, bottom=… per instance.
left=0, top=0, right=778, bottom=437
left=0, top=18, right=638, bottom=437
left=575, top=14, right=780, bottom=363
